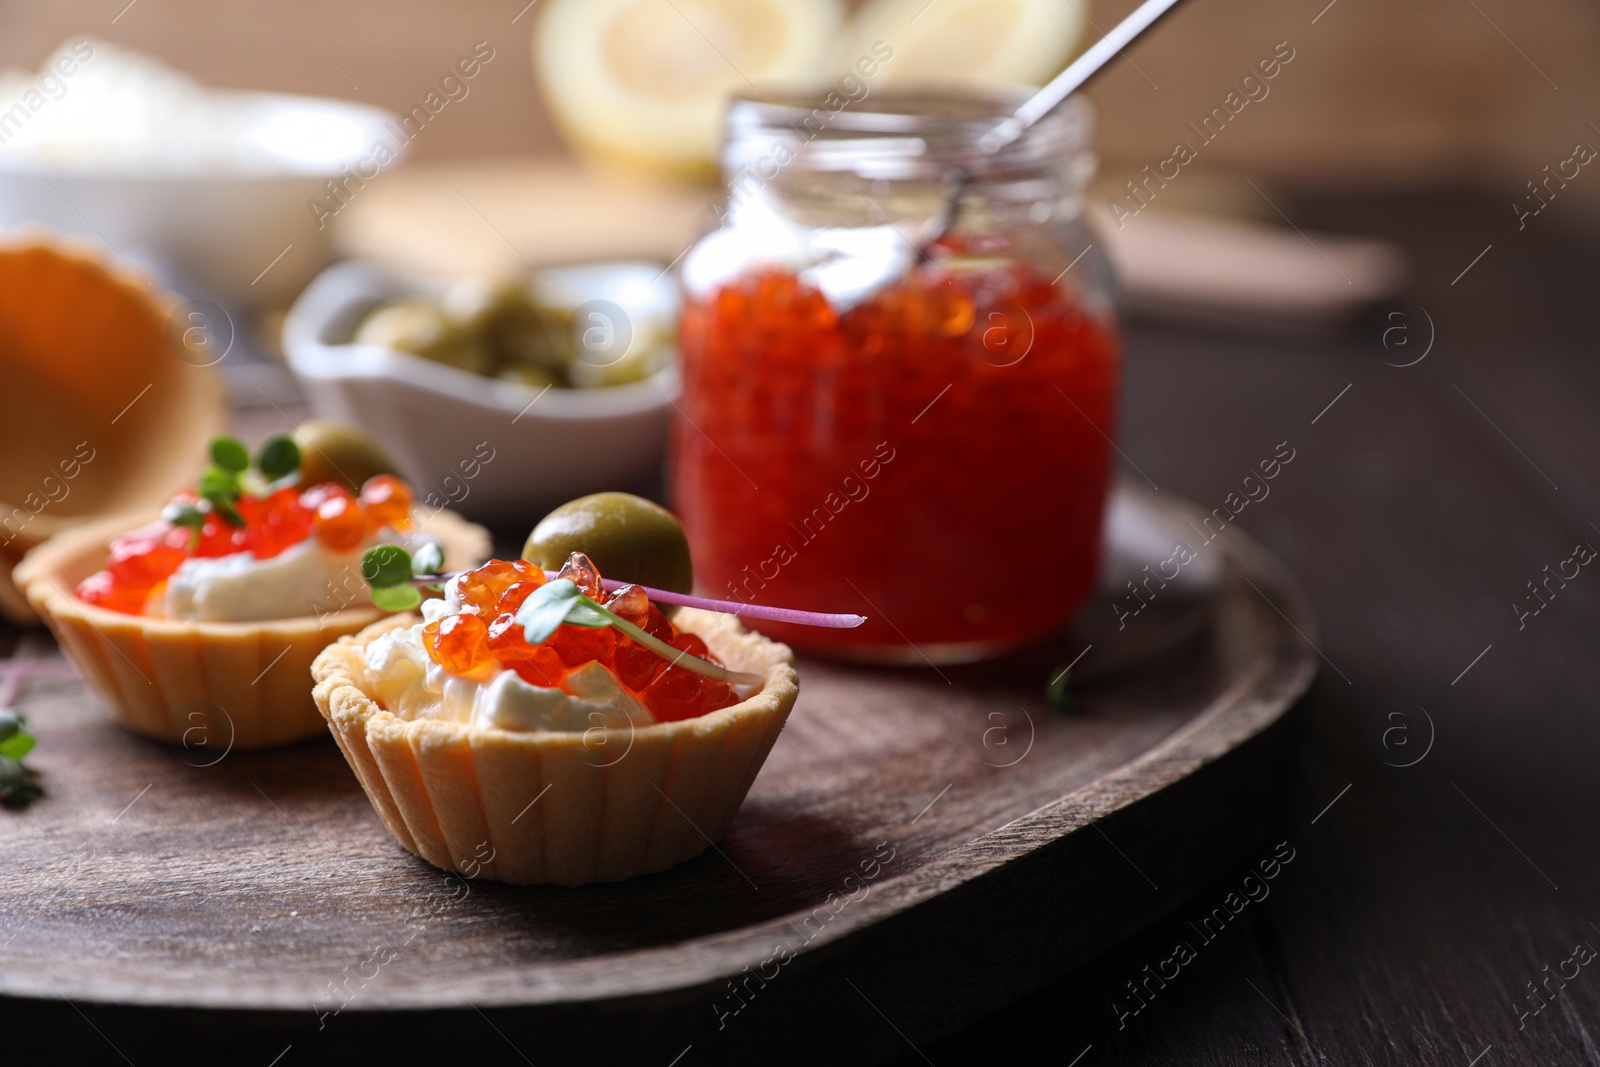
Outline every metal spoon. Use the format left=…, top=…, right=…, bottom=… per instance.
left=920, top=0, right=1193, bottom=252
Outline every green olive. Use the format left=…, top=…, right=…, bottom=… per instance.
left=496, top=364, right=560, bottom=390
left=443, top=276, right=571, bottom=377
left=355, top=300, right=491, bottom=375
left=292, top=420, right=397, bottom=495
left=439, top=276, right=524, bottom=334
left=523, top=493, right=693, bottom=595
left=493, top=301, right=574, bottom=377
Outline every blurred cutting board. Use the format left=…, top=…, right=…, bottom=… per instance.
left=336, top=156, right=1406, bottom=328
left=334, top=156, right=712, bottom=278
left=1087, top=202, right=1408, bottom=331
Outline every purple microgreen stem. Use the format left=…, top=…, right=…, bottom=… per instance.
left=583, top=596, right=765, bottom=687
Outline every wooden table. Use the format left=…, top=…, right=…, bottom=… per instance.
left=6, top=189, right=1596, bottom=1065
left=900, top=189, right=1600, bottom=1065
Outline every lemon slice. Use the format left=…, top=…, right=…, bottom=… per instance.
left=535, top=0, right=843, bottom=179
left=832, top=0, right=1088, bottom=88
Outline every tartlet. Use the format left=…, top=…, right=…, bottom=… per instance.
left=0, top=235, right=225, bottom=624
left=17, top=508, right=490, bottom=750
left=312, top=607, right=797, bottom=885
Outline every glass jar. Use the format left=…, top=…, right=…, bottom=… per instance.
left=672, top=88, right=1120, bottom=663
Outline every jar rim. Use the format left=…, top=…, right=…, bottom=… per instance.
left=722, top=86, right=1093, bottom=181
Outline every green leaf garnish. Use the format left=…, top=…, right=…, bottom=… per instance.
left=564, top=599, right=611, bottom=628
left=372, top=585, right=423, bottom=612
left=0, top=711, right=40, bottom=808
left=256, top=435, right=300, bottom=480
left=411, top=541, right=445, bottom=577
left=0, top=756, right=40, bottom=807
left=363, top=550, right=432, bottom=607
left=203, top=490, right=245, bottom=527
left=209, top=435, right=250, bottom=473
left=362, top=545, right=414, bottom=588
left=516, top=579, right=582, bottom=644
left=173, top=432, right=308, bottom=540
left=358, top=544, right=444, bottom=613
left=162, top=502, right=206, bottom=529
left=197, top=465, right=239, bottom=500
left=195, top=462, right=245, bottom=526
left=1046, top=667, right=1079, bottom=712
left=0, top=732, right=34, bottom=761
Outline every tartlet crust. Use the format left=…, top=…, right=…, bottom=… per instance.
left=0, top=235, right=226, bottom=624
left=311, top=608, right=798, bottom=886
left=15, top=508, right=491, bottom=750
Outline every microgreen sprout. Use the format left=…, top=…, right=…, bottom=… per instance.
left=161, top=501, right=206, bottom=532
left=411, top=541, right=445, bottom=578
left=357, top=550, right=867, bottom=629
left=175, top=435, right=307, bottom=542
left=209, top=436, right=249, bottom=473
left=360, top=544, right=429, bottom=612
left=0, top=709, right=41, bottom=808
left=356, top=546, right=777, bottom=687
left=1046, top=666, right=1079, bottom=713
left=256, top=434, right=301, bottom=482
left=511, top=579, right=763, bottom=687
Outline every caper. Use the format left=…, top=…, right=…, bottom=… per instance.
left=523, top=493, right=693, bottom=595
left=292, top=420, right=397, bottom=494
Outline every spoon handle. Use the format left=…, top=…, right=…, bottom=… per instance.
left=1013, top=0, right=1191, bottom=129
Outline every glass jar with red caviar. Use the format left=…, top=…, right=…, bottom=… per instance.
left=673, top=89, right=1119, bottom=663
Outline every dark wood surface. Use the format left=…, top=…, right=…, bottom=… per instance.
left=897, top=189, right=1600, bottom=1066
left=0, top=486, right=1313, bottom=1063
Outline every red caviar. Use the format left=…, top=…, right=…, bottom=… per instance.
left=106, top=526, right=189, bottom=587
left=76, top=569, right=155, bottom=615
left=437, top=558, right=741, bottom=722
left=424, top=612, right=493, bottom=675
left=76, top=474, right=417, bottom=616
left=312, top=494, right=370, bottom=551
left=461, top=558, right=542, bottom=606
left=360, top=475, right=414, bottom=531
left=673, top=261, right=1120, bottom=658
left=240, top=488, right=315, bottom=559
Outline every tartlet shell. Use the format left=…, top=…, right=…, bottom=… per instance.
left=311, top=608, right=798, bottom=886
left=15, top=509, right=491, bottom=750
left=0, top=234, right=225, bottom=624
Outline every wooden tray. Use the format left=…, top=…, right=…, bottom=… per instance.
left=0, top=486, right=1317, bottom=1065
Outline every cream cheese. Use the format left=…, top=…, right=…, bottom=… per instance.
left=157, top=526, right=439, bottom=623
left=161, top=538, right=362, bottom=622
left=360, top=613, right=656, bottom=734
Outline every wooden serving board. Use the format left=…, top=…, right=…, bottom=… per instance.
left=0, top=486, right=1316, bottom=1066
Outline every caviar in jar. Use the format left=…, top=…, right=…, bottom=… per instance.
left=674, top=91, right=1119, bottom=662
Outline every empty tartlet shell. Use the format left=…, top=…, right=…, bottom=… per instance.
left=15, top=509, right=491, bottom=751
left=311, top=608, right=798, bottom=886
left=0, top=235, right=225, bottom=625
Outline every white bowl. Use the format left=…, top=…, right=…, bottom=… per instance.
left=0, top=92, right=401, bottom=308
left=282, top=259, right=679, bottom=525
